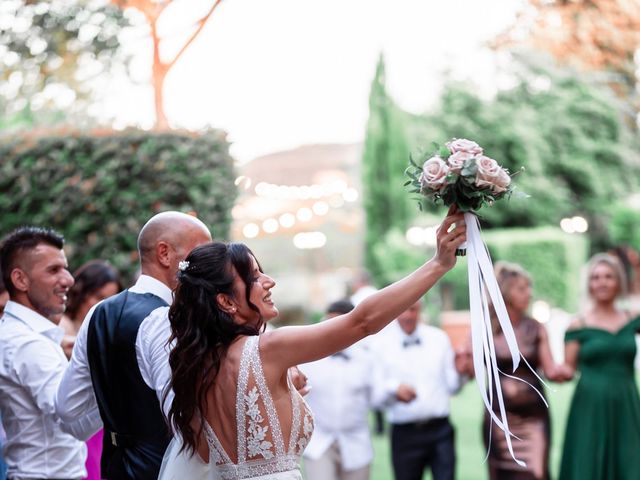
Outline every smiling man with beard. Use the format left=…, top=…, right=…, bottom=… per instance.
left=0, top=226, right=86, bottom=480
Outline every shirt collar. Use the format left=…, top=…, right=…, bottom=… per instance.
left=394, top=320, right=423, bottom=339
left=130, top=274, right=174, bottom=305
left=3, top=300, right=65, bottom=343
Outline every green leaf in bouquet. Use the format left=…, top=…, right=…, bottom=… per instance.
left=438, top=145, right=451, bottom=159
left=461, top=158, right=478, bottom=177
left=465, top=189, right=485, bottom=198
left=459, top=174, right=476, bottom=187
left=403, top=179, right=412, bottom=187
left=441, top=188, right=457, bottom=207
left=445, top=172, right=459, bottom=184
left=456, top=196, right=474, bottom=212
left=431, top=141, right=440, bottom=152
left=408, top=152, right=422, bottom=169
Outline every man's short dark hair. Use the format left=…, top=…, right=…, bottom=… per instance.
left=326, top=299, right=355, bottom=316
left=0, top=226, right=65, bottom=295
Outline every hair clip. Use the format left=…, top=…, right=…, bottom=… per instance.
left=178, top=260, right=190, bottom=271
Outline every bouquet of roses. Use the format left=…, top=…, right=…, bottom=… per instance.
left=405, top=137, right=536, bottom=468
left=405, top=138, right=515, bottom=213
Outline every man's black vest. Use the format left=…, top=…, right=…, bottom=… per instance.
left=87, top=290, right=170, bottom=480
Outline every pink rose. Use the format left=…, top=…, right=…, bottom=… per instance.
left=492, top=169, right=511, bottom=194
left=447, top=151, right=474, bottom=173
left=475, top=155, right=502, bottom=190
left=420, top=156, right=449, bottom=191
left=447, top=138, right=483, bottom=155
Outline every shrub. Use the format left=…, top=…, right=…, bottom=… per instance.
left=439, top=227, right=588, bottom=312
left=0, top=129, right=237, bottom=282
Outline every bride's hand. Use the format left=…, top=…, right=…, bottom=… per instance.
left=289, top=366, right=311, bottom=396
left=433, top=205, right=466, bottom=271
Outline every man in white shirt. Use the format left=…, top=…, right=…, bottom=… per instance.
left=0, top=226, right=86, bottom=480
left=55, top=211, right=212, bottom=480
left=349, top=270, right=377, bottom=307
left=301, top=300, right=373, bottom=480
left=372, top=300, right=467, bottom=480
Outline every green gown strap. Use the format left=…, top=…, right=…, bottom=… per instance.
left=564, top=328, right=583, bottom=343
left=627, top=314, right=640, bottom=332
left=564, top=315, right=586, bottom=343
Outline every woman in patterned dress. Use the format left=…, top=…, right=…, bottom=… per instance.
left=158, top=209, right=466, bottom=480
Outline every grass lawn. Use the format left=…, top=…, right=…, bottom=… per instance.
left=369, top=379, right=578, bottom=480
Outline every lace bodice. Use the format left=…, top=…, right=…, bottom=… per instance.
left=203, top=336, right=314, bottom=479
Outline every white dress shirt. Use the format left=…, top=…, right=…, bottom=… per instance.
left=0, top=301, right=86, bottom=479
left=371, top=321, right=463, bottom=425
left=300, top=344, right=374, bottom=471
left=350, top=286, right=378, bottom=306
left=55, top=275, right=174, bottom=439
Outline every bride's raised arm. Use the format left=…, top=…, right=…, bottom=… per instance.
left=260, top=208, right=466, bottom=370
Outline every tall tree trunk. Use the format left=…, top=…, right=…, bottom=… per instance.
left=113, top=0, right=223, bottom=130
left=150, top=17, right=169, bottom=130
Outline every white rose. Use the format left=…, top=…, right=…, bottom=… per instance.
left=447, top=138, right=483, bottom=155
left=492, top=169, right=511, bottom=193
left=420, top=156, right=449, bottom=191
left=475, top=155, right=502, bottom=190
left=447, top=151, right=474, bottom=173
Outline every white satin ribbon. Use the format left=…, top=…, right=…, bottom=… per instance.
left=464, top=212, right=526, bottom=467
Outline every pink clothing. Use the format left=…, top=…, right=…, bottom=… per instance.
left=85, top=429, right=103, bottom=480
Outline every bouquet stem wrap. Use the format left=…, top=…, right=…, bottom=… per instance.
left=465, top=212, right=526, bottom=467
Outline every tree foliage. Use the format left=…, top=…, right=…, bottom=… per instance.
left=0, top=0, right=130, bottom=124
left=495, top=0, right=640, bottom=115
left=0, top=129, right=237, bottom=281
left=405, top=58, right=640, bottom=248
left=110, top=0, right=223, bottom=129
left=361, top=55, right=413, bottom=285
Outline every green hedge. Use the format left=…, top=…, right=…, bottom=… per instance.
left=373, top=226, right=589, bottom=313
left=0, top=129, right=237, bottom=282
left=609, top=202, right=640, bottom=249
left=442, top=227, right=589, bottom=312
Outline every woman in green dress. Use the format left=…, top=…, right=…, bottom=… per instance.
left=560, top=253, right=640, bottom=479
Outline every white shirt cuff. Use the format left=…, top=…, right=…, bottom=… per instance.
left=58, top=406, right=103, bottom=441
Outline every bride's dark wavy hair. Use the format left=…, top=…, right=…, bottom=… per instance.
left=165, top=241, right=264, bottom=454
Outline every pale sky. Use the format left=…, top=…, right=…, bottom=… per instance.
left=106, top=0, right=525, bottom=163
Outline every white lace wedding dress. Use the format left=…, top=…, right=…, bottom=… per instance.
left=158, top=335, right=314, bottom=480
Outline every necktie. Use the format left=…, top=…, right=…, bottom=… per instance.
left=403, top=337, right=421, bottom=348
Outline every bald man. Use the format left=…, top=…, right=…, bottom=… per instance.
left=55, top=212, right=212, bottom=480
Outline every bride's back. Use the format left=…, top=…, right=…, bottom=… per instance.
left=202, top=335, right=313, bottom=479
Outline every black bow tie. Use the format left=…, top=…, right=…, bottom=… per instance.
left=332, top=351, right=351, bottom=360
left=403, top=337, right=421, bottom=348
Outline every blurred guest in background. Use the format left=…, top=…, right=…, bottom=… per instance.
left=560, top=253, right=640, bottom=479
left=471, top=261, right=570, bottom=480
left=59, top=259, right=122, bottom=480
left=372, top=300, right=467, bottom=480
left=350, top=270, right=378, bottom=306
left=301, top=299, right=374, bottom=480
left=349, top=269, right=384, bottom=435
left=60, top=260, right=122, bottom=358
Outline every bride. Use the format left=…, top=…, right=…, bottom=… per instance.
left=158, top=208, right=465, bottom=479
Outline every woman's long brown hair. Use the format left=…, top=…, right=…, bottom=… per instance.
left=165, top=242, right=262, bottom=454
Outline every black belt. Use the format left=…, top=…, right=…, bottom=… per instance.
left=395, top=416, right=449, bottom=430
